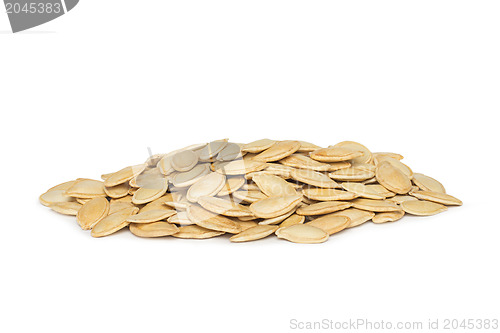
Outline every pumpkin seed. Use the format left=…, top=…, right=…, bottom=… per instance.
left=331, top=208, right=375, bottom=228
left=305, top=215, right=350, bottom=235
left=49, top=201, right=82, bottom=215
left=187, top=205, right=242, bottom=233
left=375, top=161, right=412, bottom=194
left=296, top=201, right=352, bottom=216
left=172, top=225, right=225, bottom=239
left=302, top=188, right=357, bottom=201
left=217, top=143, right=243, bottom=161
left=186, top=172, right=226, bottom=202
left=401, top=200, right=447, bottom=216
left=91, top=207, right=138, bottom=238
left=253, top=140, right=301, bottom=162
left=126, top=209, right=176, bottom=223
left=310, top=147, right=362, bottom=162
left=329, top=168, right=375, bottom=182
left=372, top=210, right=405, bottom=223
left=332, top=141, right=372, bottom=164
left=230, top=225, right=279, bottom=242
left=217, top=177, right=246, bottom=196
left=280, top=154, right=331, bottom=171
left=341, top=182, right=386, bottom=199
left=171, top=150, right=198, bottom=172
left=104, top=164, right=146, bottom=187
left=409, top=190, right=462, bottom=206
left=197, top=196, right=253, bottom=217
left=276, top=224, right=329, bottom=244
left=132, top=179, right=168, bottom=205
left=351, top=198, right=401, bottom=212
left=279, top=214, right=305, bottom=228
left=65, top=179, right=106, bottom=199
left=241, top=139, right=276, bottom=153
left=39, top=189, right=75, bottom=207
left=412, top=173, right=446, bottom=193
left=252, top=173, right=297, bottom=196
left=76, top=197, right=110, bottom=230
left=171, top=164, right=211, bottom=187
left=290, top=168, right=339, bottom=188
left=129, top=222, right=179, bottom=237
left=249, top=194, right=302, bottom=218
left=198, top=139, right=228, bottom=162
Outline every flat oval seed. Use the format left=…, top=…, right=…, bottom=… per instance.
left=297, top=141, right=322, bottom=152
left=373, top=152, right=404, bottom=161
left=253, top=140, right=301, bottom=162
left=230, top=225, right=279, bottom=242
left=306, top=215, right=350, bottom=235
left=65, top=179, right=106, bottom=199
left=301, top=188, right=357, bottom=201
left=365, top=184, right=396, bottom=198
left=171, top=164, right=211, bottom=188
left=171, top=150, right=198, bottom=172
left=249, top=194, right=303, bottom=219
left=39, top=189, right=75, bottom=207
left=104, top=164, right=147, bottom=187
left=46, top=180, right=78, bottom=192
left=310, top=147, right=363, bottom=162
left=258, top=207, right=298, bottom=225
left=275, top=224, right=329, bottom=244
left=76, top=197, right=110, bottom=230
left=412, top=173, right=446, bottom=193
left=252, top=173, right=297, bottom=196
left=49, top=201, right=82, bottom=215
left=104, top=182, right=130, bottom=199
left=197, top=196, right=253, bottom=217
left=172, top=225, right=225, bottom=239
left=215, top=159, right=267, bottom=175
left=217, top=143, right=243, bottom=161
left=333, top=141, right=373, bottom=164
left=109, top=201, right=135, bottom=215
left=198, top=139, right=228, bottom=161
left=232, top=190, right=268, bottom=203
left=129, top=222, right=179, bottom=238
left=401, top=200, right=448, bottom=216
left=341, top=182, right=386, bottom=199
left=375, top=161, right=412, bottom=194
left=372, top=210, right=405, bottom=223
left=279, top=214, right=305, bottom=228
left=374, top=156, right=413, bottom=178
left=410, top=190, right=462, bottom=206
left=296, top=201, right=352, bottom=216
left=187, top=205, right=242, bottom=234
left=235, top=220, right=259, bottom=231
left=126, top=209, right=176, bottom=223
left=217, top=177, right=246, bottom=196
left=132, top=179, right=168, bottom=205
left=280, top=154, right=331, bottom=171
left=186, top=172, right=226, bottom=202
left=330, top=208, right=375, bottom=228
left=91, top=207, right=138, bottom=238
left=329, top=168, right=375, bottom=182
left=351, top=198, right=401, bottom=212
left=290, top=169, right=339, bottom=188
left=386, top=195, right=419, bottom=204
left=241, top=139, right=277, bottom=153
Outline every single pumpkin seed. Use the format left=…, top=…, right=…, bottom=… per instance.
left=275, top=224, right=329, bottom=244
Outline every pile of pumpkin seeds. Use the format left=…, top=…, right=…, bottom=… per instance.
left=39, top=139, right=462, bottom=243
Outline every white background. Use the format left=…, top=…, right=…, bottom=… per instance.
left=1, top=1, right=499, bottom=332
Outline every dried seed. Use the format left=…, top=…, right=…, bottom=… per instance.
left=104, top=164, right=147, bottom=187
left=76, top=197, right=110, bottom=230
left=109, top=201, right=135, bottom=215
left=401, top=200, right=447, bottom=216
left=259, top=206, right=298, bottom=225
left=290, top=168, right=339, bottom=188
left=49, top=201, right=82, bottom=215
left=310, top=147, right=362, bottom=162
left=249, top=194, right=302, bottom=219
left=232, top=190, right=268, bottom=203
left=186, top=172, right=226, bottom=202
left=187, top=205, right=242, bottom=234
left=341, top=182, right=386, bottom=199
left=217, top=143, right=243, bottom=161
left=230, top=225, right=279, bottom=242
left=329, top=168, right=375, bottom=182
left=253, top=140, right=301, bottom=162
left=126, top=209, right=176, bottom=223
left=279, top=214, right=305, bottom=228
left=409, top=190, right=462, bottom=206
left=332, top=141, right=372, bottom=164
left=305, top=215, right=350, bottom=235
left=171, top=164, right=211, bottom=188
left=241, top=139, right=276, bottom=153
left=91, top=207, right=138, bottom=238
left=372, top=210, right=405, bottom=223
left=132, top=179, right=168, bottom=205
left=280, top=154, right=331, bottom=171
left=129, top=222, right=179, bottom=238
left=217, top=177, right=246, bottom=196
left=375, top=161, right=412, bottom=194
left=65, top=179, right=106, bottom=199
left=104, top=182, right=130, bottom=199
left=215, top=159, right=267, bottom=175
left=172, top=225, right=225, bottom=239
left=386, top=195, right=419, bottom=204
left=39, top=189, right=75, bottom=207
left=197, top=196, right=253, bottom=217
left=351, top=198, right=400, bottom=212
left=296, top=201, right=352, bottom=216
left=275, top=224, right=329, bottom=244
left=252, top=173, right=297, bottom=196
left=170, top=150, right=198, bottom=172
left=234, top=220, right=259, bottom=231
left=331, top=208, right=375, bottom=228
left=198, top=139, right=228, bottom=161
left=302, top=188, right=357, bottom=201
left=412, top=173, right=446, bottom=193
left=374, top=156, right=413, bottom=178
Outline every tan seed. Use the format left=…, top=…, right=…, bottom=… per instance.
left=279, top=214, right=305, bottom=228
left=170, top=150, right=198, bottom=172
left=280, top=154, right=331, bottom=171
left=253, top=140, right=301, bottom=162
left=305, top=215, right=350, bottom=235
left=241, top=139, right=277, bottom=153
left=331, top=208, right=375, bottom=228
left=230, top=225, right=279, bottom=242
left=186, top=205, right=242, bottom=234
left=332, top=141, right=372, bottom=164
left=296, top=201, right=352, bottom=216
left=410, top=190, right=462, bottom=206
left=172, top=225, right=225, bottom=239
left=310, top=147, right=362, bottom=162
left=91, top=207, right=138, bottom=238
left=249, top=194, right=302, bottom=219
left=252, top=173, right=297, bottom=196
left=375, top=161, right=412, bottom=194
left=65, top=179, right=106, bottom=199
left=49, top=201, right=82, bottom=215
left=39, top=189, right=75, bottom=207
left=186, top=172, right=226, bottom=202
left=129, top=222, right=179, bottom=238
left=126, top=209, right=176, bottom=223
left=275, top=224, right=329, bottom=244
left=104, top=164, right=146, bottom=187
left=401, top=200, right=447, bottom=216
left=412, top=173, right=446, bottom=193
left=372, top=210, right=405, bottom=223
left=301, top=188, right=357, bottom=201
left=290, top=168, right=339, bottom=188
left=76, top=197, right=110, bottom=230
left=351, top=198, right=401, bottom=212
left=197, top=196, right=253, bottom=217
left=341, top=182, right=386, bottom=200
left=217, top=177, right=246, bottom=196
